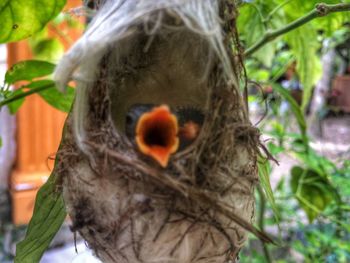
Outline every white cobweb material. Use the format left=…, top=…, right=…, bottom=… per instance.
left=55, top=0, right=233, bottom=91
left=54, top=0, right=233, bottom=155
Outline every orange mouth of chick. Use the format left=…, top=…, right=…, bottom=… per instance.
left=136, top=105, right=179, bottom=167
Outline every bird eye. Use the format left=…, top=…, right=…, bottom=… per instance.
left=126, top=114, right=134, bottom=126
left=125, top=104, right=156, bottom=139
left=125, top=113, right=138, bottom=138
left=125, top=105, right=205, bottom=153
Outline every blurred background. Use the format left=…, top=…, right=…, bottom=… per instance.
left=0, top=0, right=349, bottom=262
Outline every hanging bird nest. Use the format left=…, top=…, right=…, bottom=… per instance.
left=54, top=0, right=270, bottom=262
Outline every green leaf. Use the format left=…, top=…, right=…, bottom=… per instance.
left=270, top=121, right=285, bottom=139
left=31, top=38, right=65, bottom=62
left=29, top=27, right=65, bottom=62
left=14, top=172, right=66, bottom=263
left=7, top=89, right=25, bottom=114
left=270, top=50, right=294, bottom=82
left=245, top=59, right=271, bottom=82
left=258, top=155, right=280, bottom=221
left=284, top=27, right=322, bottom=111
left=5, top=60, right=55, bottom=84
left=267, top=141, right=284, bottom=156
left=290, top=166, right=336, bottom=223
left=254, top=43, right=276, bottom=68
left=0, top=0, right=67, bottom=43
left=292, top=148, right=336, bottom=177
left=0, top=137, right=2, bottom=148
left=272, top=83, right=308, bottom=148
left=237, top=4, right=265, bottom=47
left=27, top=80, right=74, bottom=112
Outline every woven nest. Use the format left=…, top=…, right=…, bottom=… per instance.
left=53, top=1, right=268, bottom=262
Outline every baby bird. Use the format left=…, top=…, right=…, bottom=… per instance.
left=125, top=104, right=204, bottom=167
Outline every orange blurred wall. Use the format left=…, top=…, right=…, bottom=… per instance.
left=9, top=0, right=83, bottom=225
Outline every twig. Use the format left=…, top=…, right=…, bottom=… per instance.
left=245, top=3, right=350, bottom=57
left=247, top=80, right=268, bottom=126
left=0, top=84, right=54, bottom=109
left=85, top=141, right=276, bottom=244
left=250, top=3, right=267, bottom=29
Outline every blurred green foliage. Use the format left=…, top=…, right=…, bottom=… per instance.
left=238, top=1, right=350, bottom=262
left=238, top=0, right=350, bottom=110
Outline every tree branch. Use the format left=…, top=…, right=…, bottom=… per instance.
left=244, top=3, right=350, bottom=57
left=0, top=84, right=54, bottom=109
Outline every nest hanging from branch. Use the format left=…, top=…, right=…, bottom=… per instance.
left=54, top=0, right=270, bottom=262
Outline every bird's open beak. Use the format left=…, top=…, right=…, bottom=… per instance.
left=136, top=105, right=179, bottom=167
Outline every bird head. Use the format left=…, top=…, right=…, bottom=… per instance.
left=135, top=105, right=179, bottom=167
left=126, top=104, right=204, bottom=168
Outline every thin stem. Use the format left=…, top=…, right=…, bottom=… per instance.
left=264, top=0, right=294, bottom=23
left=258, top=186, right=273, bottom=263
left=0, top=84, right=54, bottom=108
left=250, top=3, right=267, bottom=29
left=245, top=3, right=350, bottom=57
